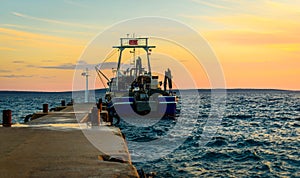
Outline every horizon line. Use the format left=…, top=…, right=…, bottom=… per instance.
left=0, top=88, right=299, bottom=93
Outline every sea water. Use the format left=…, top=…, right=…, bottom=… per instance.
left=0, top=90, right=299, bottom=177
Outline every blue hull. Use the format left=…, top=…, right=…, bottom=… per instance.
left=109, top=96, right=177, bottom=118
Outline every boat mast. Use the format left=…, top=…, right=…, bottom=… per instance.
left=133, top=48, right=137, bottom=78
left=113, top=36, right=156, bottom=88
left=146, top=47, right=151, bottom=75
left=116, top=48, right=124, bottom=91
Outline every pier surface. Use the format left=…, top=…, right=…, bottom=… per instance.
left=0, top=104, right=139, bottom=177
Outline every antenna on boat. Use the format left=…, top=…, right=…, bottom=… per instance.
left=81, top=68, right=89, bottom=103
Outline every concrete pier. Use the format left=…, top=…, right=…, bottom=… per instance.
left=0, top=104, right=139, bottom=177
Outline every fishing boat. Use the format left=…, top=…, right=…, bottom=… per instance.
left=96, top=36, right=177, bottom=123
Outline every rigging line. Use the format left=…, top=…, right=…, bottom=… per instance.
left=104, top=49, right=118, bottom=62
left=95, top=49, right=118, bottom=88
left=96, top=48, right=118, bottom=69
left=95, top=66, right=107, bottom=89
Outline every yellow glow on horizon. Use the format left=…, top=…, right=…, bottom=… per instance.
left=0, top=27, right=87, bottom=91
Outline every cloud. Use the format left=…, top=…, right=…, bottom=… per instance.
left=40, top=63, right=76, bottom=70
left=42, top=59, right=55, bottom=62
left=12, top=60, right=25, bottom=64
left=29, top=62, right=98, bottom=70
left=0, top=23, right=95, bottom=37
left=0, top=27, right=76, bottom=43
left=0, top=74, right=33, bottom=78
left=204, top=30, right=300, bottom=46
left=202, top=14, right=300, bottom=32
left=39, top=75, right=56, bottom=79
left=199, top=13, right=300, bottom=46
left=0, top=69, right=11, bottom=73
left=96, top=62, right=131, bottom=70
left=0, top=47, right=16, bottom=51
left=12, top=12, right=97, bottom=29
left=97, top=62, right=117, bottom=70
left=191, top=0, right=232, bottom=10
left=26, top=64, right=36, bottom=68
left=64, top=0, right=90, bottom=8
left=265, top=1, right=300, bottom=14
left=179, top=14, right=206, bottom=20
left=0, top=27, right=86, bottom=52
left=78, top=60, right=87, bottom=65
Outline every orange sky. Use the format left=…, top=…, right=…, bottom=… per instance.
left=0, top=0, right=299, bottom=91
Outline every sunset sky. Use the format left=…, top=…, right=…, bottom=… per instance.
left=0, top=0, right=299, bottom=91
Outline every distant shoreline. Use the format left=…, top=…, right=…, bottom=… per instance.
left=0, top=88, right=299, bottom=94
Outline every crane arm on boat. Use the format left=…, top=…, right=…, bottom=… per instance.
left=95, top=66, right=111, bottom=88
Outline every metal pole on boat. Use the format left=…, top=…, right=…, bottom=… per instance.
left=146, top=47, right=151, bottom=75
left=133, top=48, right=137, bottom=78
left=116, top=48, right=124, bottom=91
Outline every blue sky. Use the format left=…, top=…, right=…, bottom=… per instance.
left=0, top=0, right=231, bottom=37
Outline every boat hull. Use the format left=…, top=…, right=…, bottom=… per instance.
left=109, top=96, right=177, bottom=118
